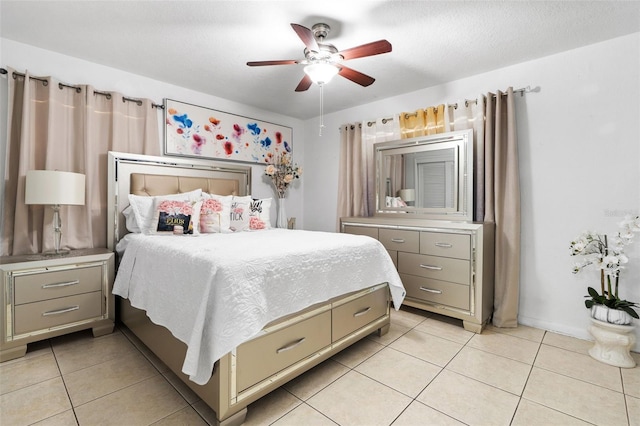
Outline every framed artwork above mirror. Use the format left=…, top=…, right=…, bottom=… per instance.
left=374, top=129, right=473, bottom=221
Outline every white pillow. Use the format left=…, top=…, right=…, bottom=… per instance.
left=249, top=198, right=272, bottom=230
left=122, top=205, right=141, bottom=233
left=199, top=193, right=233, bottom=233
left=229, top=196, right=252, bottom=232
left=128, top=189, right=203, bottom=234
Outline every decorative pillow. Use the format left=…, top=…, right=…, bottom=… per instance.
left=128, top=189, right=203, bottom=234
left=385, top=196, right=407, bottom=208
left=229, top=196, right=252, bottom=232
left=152, top=200, right=201, bottom=235
left=248, top=198, right=272, bottom=230
left=199, top=193, right=232, bottom=233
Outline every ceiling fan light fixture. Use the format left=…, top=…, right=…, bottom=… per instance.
left=304, top=63, right=339, bottom=85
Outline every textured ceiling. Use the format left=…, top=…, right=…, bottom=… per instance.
left=2, top=1, right=639, bottom=119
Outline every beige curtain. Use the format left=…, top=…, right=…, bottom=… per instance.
left=400, top=104, right=446, bottom=138
left=445, top=89, right=520, bottom=327
left=336, top=123, right=364, bottom=228
left=484, top=89, right=520, bottom=328
left=399, top=110, right=425, bottom=138
left=361, top=116, right=401, bottom=215
left=1, top=68, right=160, bottom=255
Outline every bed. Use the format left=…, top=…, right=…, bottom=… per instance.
left=106, top=151, right=405, bottom=426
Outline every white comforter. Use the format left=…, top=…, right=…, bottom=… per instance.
left=113, top=229, right=405, bottom=385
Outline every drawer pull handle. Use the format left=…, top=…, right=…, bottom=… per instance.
left=419, top=287, right=443, bottom=294
left=391, top=238, right=405, bottom=243
left=42, top=280, right=80, bottom=289
left=42, top=306, right=80, bottom=316
left=435, top=242, right=453, bottom=248
left=419, top=264, right=443, bottom=271
left=276, top=337, right=306, bottom=354
left=353, top=307, right=371, bottom=317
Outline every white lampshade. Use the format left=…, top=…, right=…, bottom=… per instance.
left=398, top=188, right=415, bottom=203
left=25, top=170, right=85, bottom=206
left=304, top=63, right=339, bottom=85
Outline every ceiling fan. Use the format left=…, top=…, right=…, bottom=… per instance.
left=247, top=23, right=392, bottom=92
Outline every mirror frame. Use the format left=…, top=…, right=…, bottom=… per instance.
left=374, top=129, right=474, bottom=221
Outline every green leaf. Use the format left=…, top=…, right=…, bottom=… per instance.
left=587, top=287, right=600, bottom=298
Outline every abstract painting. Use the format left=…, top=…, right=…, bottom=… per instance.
left=163, top=99, right=292, bottom=164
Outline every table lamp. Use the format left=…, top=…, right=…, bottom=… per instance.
left=25, top=170, right=85, bottom=254
left=398, top=188, right=415, bottom=206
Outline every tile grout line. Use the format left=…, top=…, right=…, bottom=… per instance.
left=50, top=338, right=81, bottom=426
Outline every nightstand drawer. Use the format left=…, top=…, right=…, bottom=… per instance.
left=400, top=274, right=470, bottom=310
left=398, top=252, right=470, bottom=285
left=14, top=265, right=103, bottom=305
left=379, top=229, right=419, bottom=253
left=420, top=232, right=470, bottom=260
left=14, top=291, right=103, bottom=335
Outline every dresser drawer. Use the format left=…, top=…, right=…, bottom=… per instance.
left=332, top=285, right=388, bottom=341
left=236, top=310, right=331, bottom=392
left=14, top=291, right=103, bottom=335
left=400, top=274, right=470, bottom=310
left=379, top=229, right=419, bottom=253
left=420, top=232, right=470, bottom=260
left=343, top=225, right=378, bottom=239
left=14, top=265, right=103, bottom=305
left=398, top=252, right=470, bottom=285
left=387, top=250, right=398, bottom=268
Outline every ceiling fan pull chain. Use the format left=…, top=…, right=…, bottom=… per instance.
left=319, top=83, right=325, bottom=136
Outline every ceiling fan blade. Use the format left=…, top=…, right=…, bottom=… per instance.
left=291, top=23, right=319, bottom=52
left=338, top=65, right=375, bottom=87
left=295, top=74, right=313, bottom=92
left=246, top=59, right=298, bottom=67
left=339, top=40, right=392, bottom=61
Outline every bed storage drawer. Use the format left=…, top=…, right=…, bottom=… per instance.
left=14, top=291, right=103, bottom=335
left=14, top=265, right=103, bottom=305
left=236, top=310, right=331, bottom=392
left=398, top=252, right=470, bottom=285
left=420, top=232, right=470, bottom=260
left=400, top=274, right=470, bottom=310
left=332, top=286, right=388, bottom=341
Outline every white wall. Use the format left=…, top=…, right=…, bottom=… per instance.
left=302, top=33, right=640, bottom=350
left=0, top=38, right=306, bottom=228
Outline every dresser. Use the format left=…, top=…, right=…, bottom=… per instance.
left=341, top=217, right=494, bottom=332
left=0, top=249, right=115, bottom=361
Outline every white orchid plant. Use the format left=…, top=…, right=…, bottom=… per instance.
left=569, top=215, right=640, bottom=319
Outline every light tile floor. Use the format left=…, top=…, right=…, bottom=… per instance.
left=1, top=307, right=639, bottom=426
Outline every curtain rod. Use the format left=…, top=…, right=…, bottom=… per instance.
left=365, top=85, right=537, bottom=127
left=1, top=67, right=165, bottom=109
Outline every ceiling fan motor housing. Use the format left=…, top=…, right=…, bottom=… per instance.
left=311, top=23, right=331, bottom=41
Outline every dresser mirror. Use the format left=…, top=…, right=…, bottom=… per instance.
left=374, top=129, right=473, bottom=221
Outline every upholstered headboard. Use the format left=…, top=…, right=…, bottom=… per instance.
left=107, top=151, right=251, bottom=250
left=130, top=173, right=240, bottom=197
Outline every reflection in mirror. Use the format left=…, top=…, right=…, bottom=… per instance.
left=375, top=129, right=473, bottom=221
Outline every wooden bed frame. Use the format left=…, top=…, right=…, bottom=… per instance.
left=106, top=152, right=392, bottom=426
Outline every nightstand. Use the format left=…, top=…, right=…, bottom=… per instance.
left=0, top=248, right=115, bottom=362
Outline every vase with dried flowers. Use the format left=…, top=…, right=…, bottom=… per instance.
left=264, top=153, right=302, bottom=228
